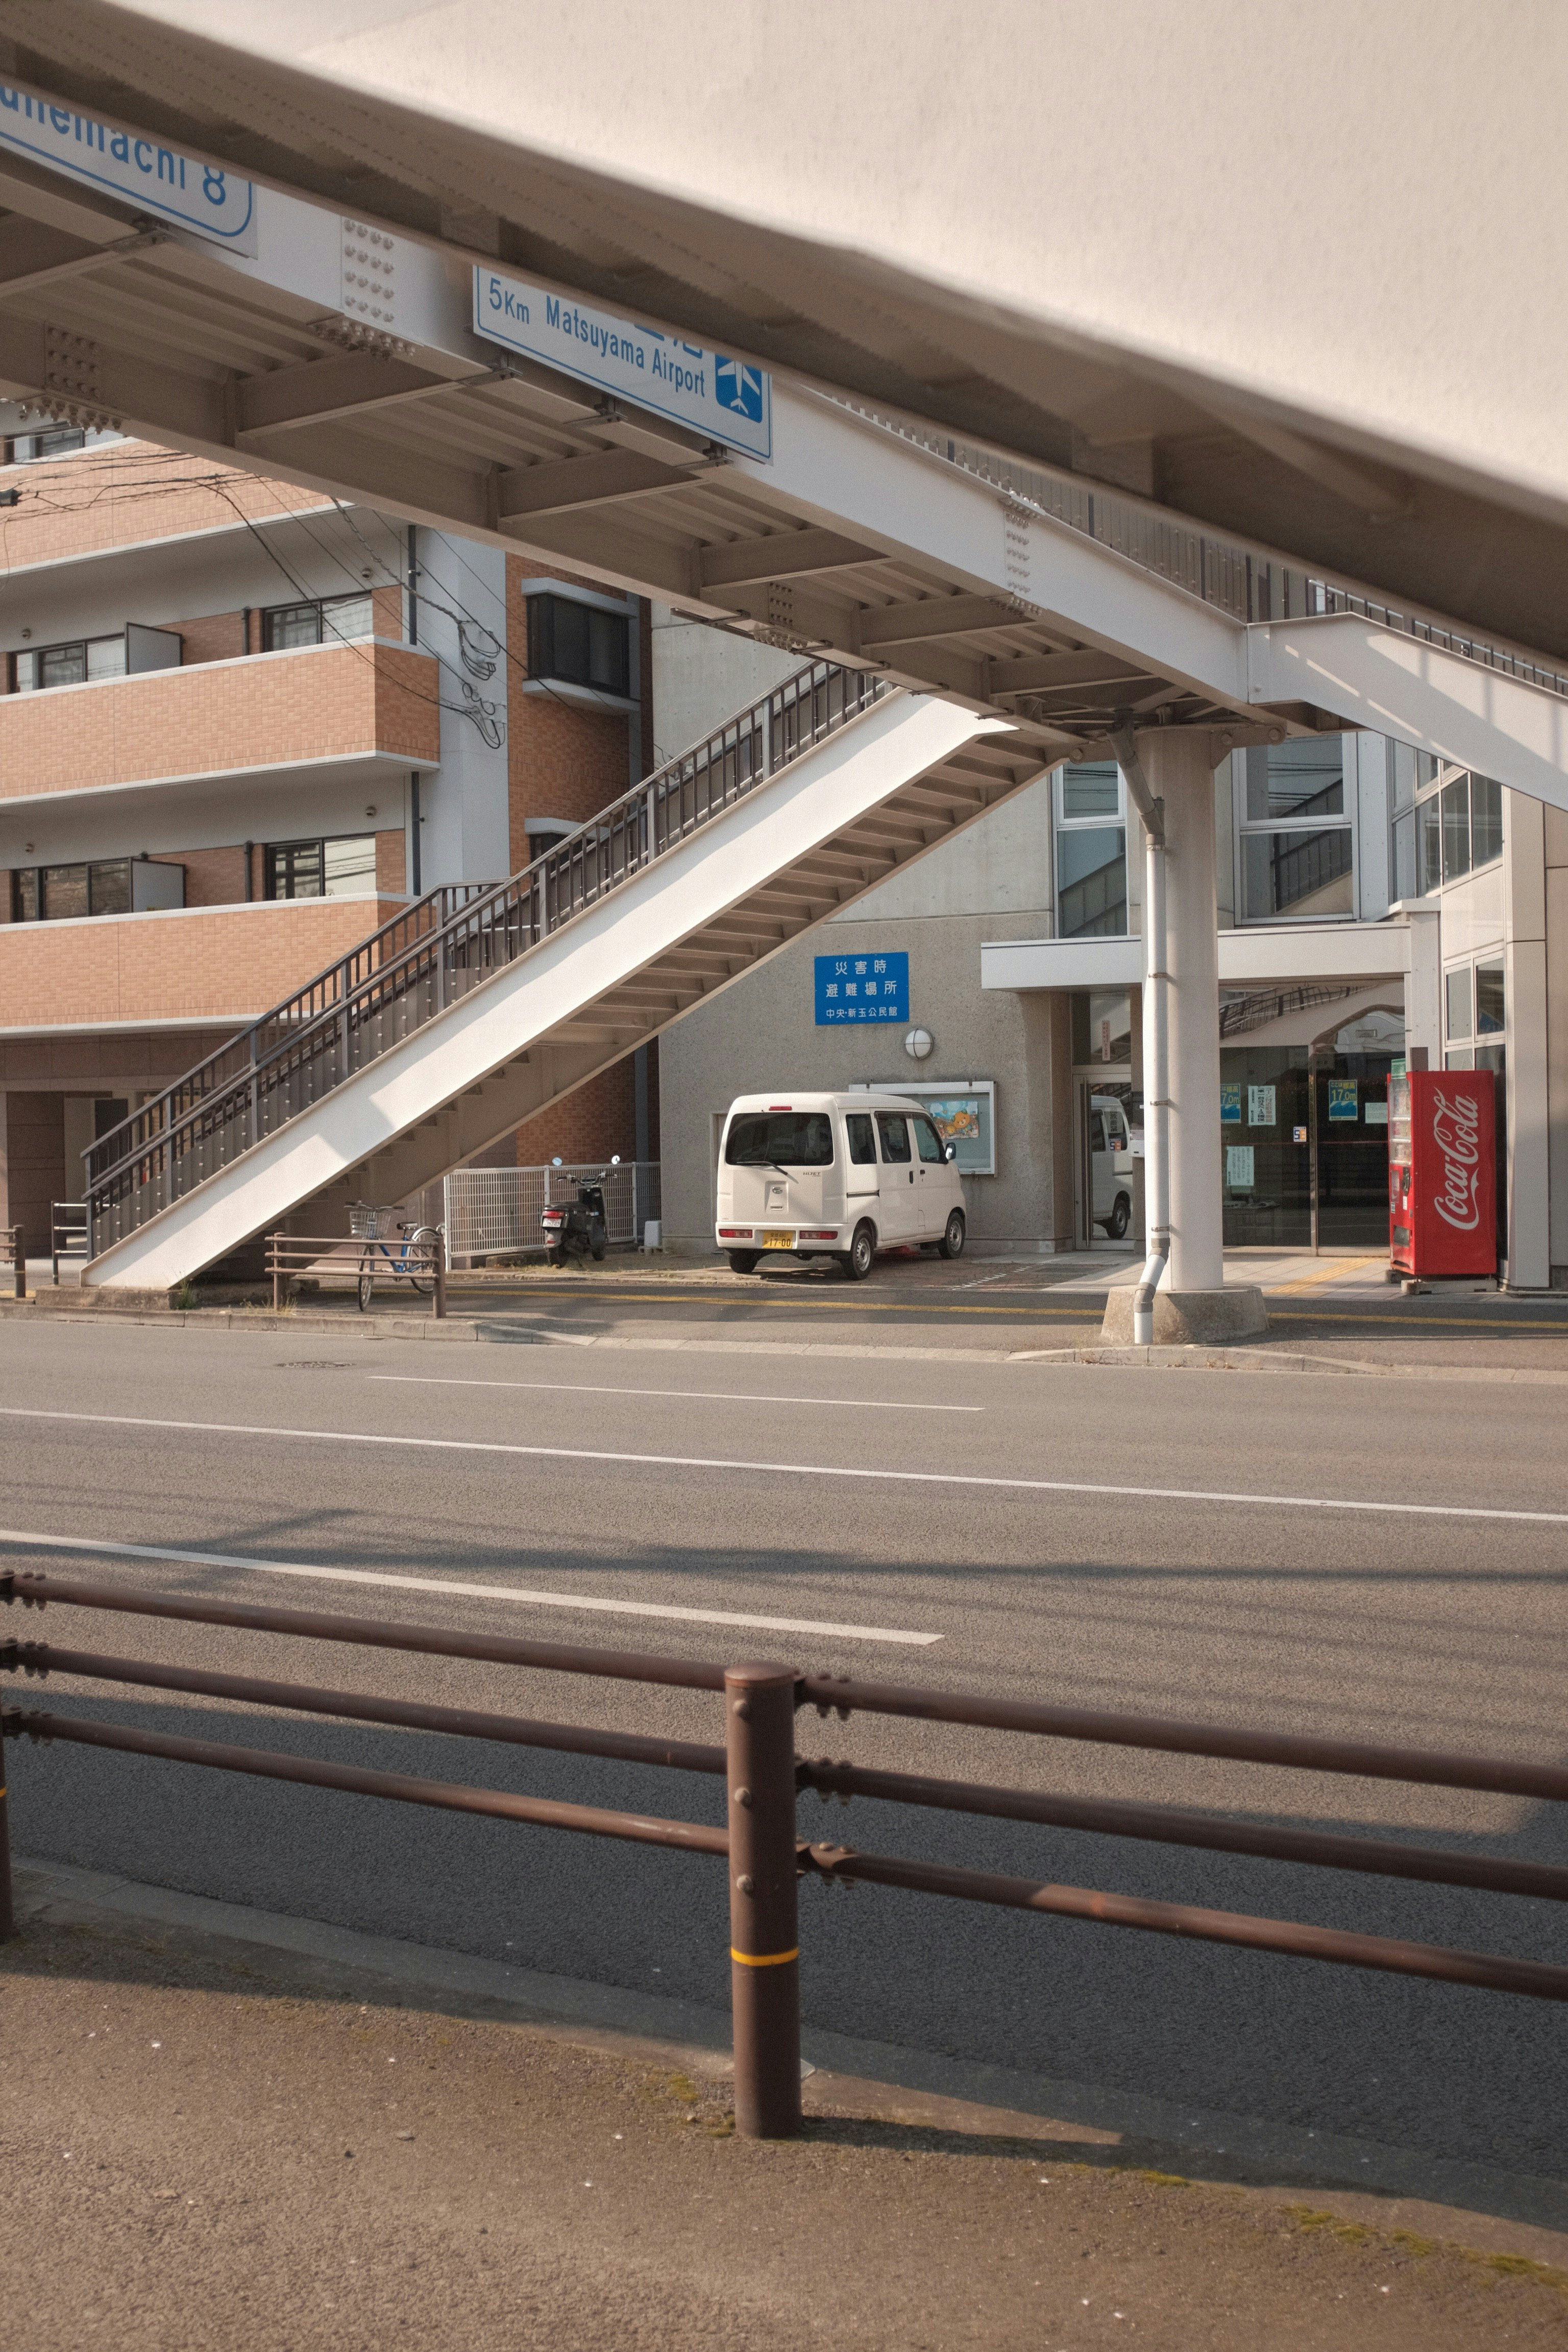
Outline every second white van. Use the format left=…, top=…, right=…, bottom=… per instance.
left=715, top=1090, right=966, bottom=1280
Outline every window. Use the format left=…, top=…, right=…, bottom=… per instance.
left=1054, top=763, right=1127, bottom=938
left=876, top=1112, right=912, bottom=1164
left=1476, top=962, right=1506, bottom=1036
left=261, top=593, right=374, bottom=652
left=1238, top=738, right=1353, bottom=920
left=263, top=835, right=378, bottom=900
left=913, top=1117, right=945, bottom=1164
left=724, top=1111, right=834, bottom=1167
left=846, top=1112, right=877, bottom=1166
left=7, top=427, right=86, bottom=463
left=1446, top=966, right=1472, bottom=1041
left=1392, top=766, right=1502, bottom=897
left=13, top=859, right=132, bottom=920
left=527, top=593, right=631, bottom=697
left=13, top=632, right=127, bottom=692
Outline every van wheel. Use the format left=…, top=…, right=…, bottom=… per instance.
left=839, top=1222, right=876, bottom=1282
left=1108, top=1193, right=1131, bottom=1240
left=937, top=1209, right=966, bottom=1261
left=726, top=1250, right=761, bottom=1273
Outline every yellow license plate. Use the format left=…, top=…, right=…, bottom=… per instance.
left=760, top=1229, right=795, bottom=1249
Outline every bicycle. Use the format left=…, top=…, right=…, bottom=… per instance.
left=348, top=1204, right=444, bottom=1311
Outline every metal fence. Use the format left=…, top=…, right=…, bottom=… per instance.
left=7, top=1565, right=1568, bottom=2142
left=84, top=662, right=887, bottom=1257
left=444, top=1163, right=662, bottom=1262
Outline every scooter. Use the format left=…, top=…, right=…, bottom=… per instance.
left=541, top=1155, right=620, bottom=1267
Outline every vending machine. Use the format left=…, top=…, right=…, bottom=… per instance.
left=1388, top=1070, right=1496, bottom=1277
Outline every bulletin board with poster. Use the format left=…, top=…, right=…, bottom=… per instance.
left=854, top=1079, right=997, bottom=1174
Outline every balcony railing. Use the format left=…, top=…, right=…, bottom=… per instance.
left=86, top=660, right=890, bottom=1254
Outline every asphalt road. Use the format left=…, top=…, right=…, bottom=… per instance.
left=4, top=1314, right=1568, bottom=2186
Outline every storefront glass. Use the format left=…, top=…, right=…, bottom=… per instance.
left=1220, top=1044, right=1394, bottom=1247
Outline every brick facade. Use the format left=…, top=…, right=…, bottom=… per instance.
left=0, top=440, right=334, bottom=573
left=0, top=896, right=405, bottom=1030
left=0, top=639, right=438, bottom=802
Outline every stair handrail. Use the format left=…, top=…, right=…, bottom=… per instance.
left=86, top=658, right=892, bottom=1221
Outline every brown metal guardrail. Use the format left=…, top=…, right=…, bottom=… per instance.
left=5, top=1566, right=1568, bottom=2140
left=264, top=1228, right=446, bottom=1317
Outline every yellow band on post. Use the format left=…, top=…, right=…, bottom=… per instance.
left=731, top=1946, right=799, bottom=1968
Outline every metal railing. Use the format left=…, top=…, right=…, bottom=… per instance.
left=7, top=1566, right=1568, bottom=2140
left=2, top=1227, right=22, bottom=1301
left=444, top=1162, right=662, bottom=1262
left=835, top=399, right=1568, bottom=701
left=264, top=1227, right=446, bottom=1317
left=83, top=662, right=888, bottom=1260
left=50, top=1201, right=88, bottom=1287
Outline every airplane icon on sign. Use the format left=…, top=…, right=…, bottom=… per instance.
left=715, top=356, right=764, bottom=423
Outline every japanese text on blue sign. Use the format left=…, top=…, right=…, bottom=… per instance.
left=0, top=85, right=256, bottom=249
left=474, top=267, right=771, bottom=460
left=815, top=951, right=909, bottom=1025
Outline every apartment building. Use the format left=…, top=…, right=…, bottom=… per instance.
left=0, top=414, right=653, bottom=1245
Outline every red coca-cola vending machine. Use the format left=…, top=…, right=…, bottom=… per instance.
left=1388, top=1070, right=1496, bottom=1277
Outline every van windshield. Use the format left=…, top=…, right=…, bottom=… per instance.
left=726, top=1112, right=834, bottom=1167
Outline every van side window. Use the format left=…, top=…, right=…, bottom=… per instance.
left=1090, top=1112, right=1107, bottom=1152
left=876, top=1112, right=911, bottom=1164
left=913, top=1117, right=944, bottom=1164
left=846, top=1112, right=877, bottom=1165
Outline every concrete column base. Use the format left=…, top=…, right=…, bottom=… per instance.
left=1100, top=1284, right=1268, bottom=1345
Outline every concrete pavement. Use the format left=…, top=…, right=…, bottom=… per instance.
left=4, top=1307, right=1568, bottom=2230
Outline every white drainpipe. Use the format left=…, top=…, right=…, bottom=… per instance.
left=1110, top=728, right=1168, bottom=1346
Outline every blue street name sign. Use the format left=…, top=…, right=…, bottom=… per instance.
left=815, top=951, right=909, bottom=1025
left=0, top=85, right=256, bottom=250
left=474, top=267, right=771, bottom=461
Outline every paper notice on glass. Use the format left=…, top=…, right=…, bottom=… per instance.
left=1248, top=1085, right=1277, bottom=1127
left=1226, top=1144, right=1256, bottom=1190
left=1220, top=1083, right=1242, bottom=1124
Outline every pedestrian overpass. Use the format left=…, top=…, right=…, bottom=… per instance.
left=3, top=9, right=1566, bottom=1297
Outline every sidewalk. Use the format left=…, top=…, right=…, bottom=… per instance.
left=6, top=1861, right=1568, bottom=2350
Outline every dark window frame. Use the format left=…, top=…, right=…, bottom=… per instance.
left=526, top=592, right=631, bottom=698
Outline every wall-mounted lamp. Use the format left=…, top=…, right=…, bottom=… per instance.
left=904, top=1026, right=934, bottom=1061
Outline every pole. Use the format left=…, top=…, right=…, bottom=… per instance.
left=725, top=1661, right=802, bottom=2138
left=11, top=1225, right=23, bottom=1300
left=432, top=1229, right=447, bottom=1320
left=1309, top=1053, right=1321, bottom=1256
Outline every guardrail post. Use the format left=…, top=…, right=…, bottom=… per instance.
left=725, top=1661, right=801, bottom=2138
left=432, top=1230, right=447, bottom=1320
left=270, top=1233, right=282, bottom=1314
left=11, top=1226, right=23, bottom=1300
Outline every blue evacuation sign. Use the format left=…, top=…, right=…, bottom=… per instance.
left=815, top=951, right=909, bottom=1026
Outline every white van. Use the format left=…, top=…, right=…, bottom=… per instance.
left=716, top=1090, right=966, bottom=1280
left=1089, top=1093, right=1137, bottom=1239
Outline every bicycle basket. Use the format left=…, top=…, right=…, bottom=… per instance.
left=348, top=1204, right=397, bottom=1239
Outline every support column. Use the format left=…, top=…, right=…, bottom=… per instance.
left=1154, top=730, right=1225, bottom=1294
left=1101, top=729, right=1265, bottom=1344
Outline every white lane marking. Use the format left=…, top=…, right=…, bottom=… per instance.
left=2, top=1403, right=1563, bottom=1527
left=365, top=1375, right=980, bottom=1413
left=0, top=1526, right=939, bottom=1647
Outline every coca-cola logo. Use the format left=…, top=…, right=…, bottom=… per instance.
left=1430, top=1086, right=1482, bottom=1231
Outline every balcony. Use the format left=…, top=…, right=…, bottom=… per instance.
left=0, top=639, right=439, bottom=830
left=0, top=894, right=407, bottom=1036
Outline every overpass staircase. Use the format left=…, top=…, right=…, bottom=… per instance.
left=82, top=663, right=1035, bottom=1290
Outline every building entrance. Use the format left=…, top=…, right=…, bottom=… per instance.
left=1220, top=1046, right=1393, bottom=1250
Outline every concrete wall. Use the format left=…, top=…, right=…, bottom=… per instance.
left=649, top=609, right=799, bottom=767
left=657, top=775, right=1069, bottom=1255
